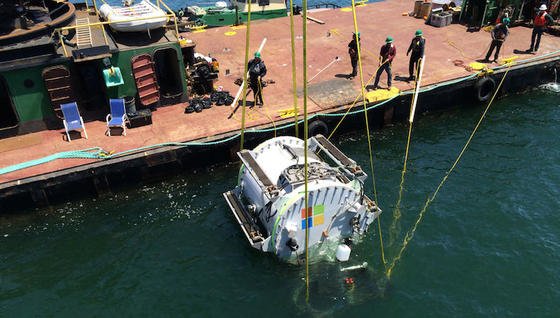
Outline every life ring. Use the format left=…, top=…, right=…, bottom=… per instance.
left=474, top=76, right=496, bottom=102
left=308, top=120, right=329, bottom=137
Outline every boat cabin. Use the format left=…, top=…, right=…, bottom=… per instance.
left=0, top=0, right=189, bottom=137
left=188, top=0, right=287, bottom=27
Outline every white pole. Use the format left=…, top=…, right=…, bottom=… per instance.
left=409, top=56, right=426, bottom=124
left=308, top=56, right=340, bottom=83
left=230, top=37, right=268, bottom=108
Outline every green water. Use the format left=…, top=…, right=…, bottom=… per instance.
left=1, top=90, right=559, bottom=316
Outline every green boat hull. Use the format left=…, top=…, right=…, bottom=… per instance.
left=200, top=8, right=287, bottom=27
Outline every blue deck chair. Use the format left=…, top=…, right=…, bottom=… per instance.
left=61, top=102, right=88, bottom=142
left=106, top=98, right=129, bottom=136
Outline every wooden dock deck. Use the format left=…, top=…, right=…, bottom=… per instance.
left=1, top=0, right=559, bottom=189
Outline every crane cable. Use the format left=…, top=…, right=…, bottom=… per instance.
left=289, top=0, right=299, bottom=137
left=350, top=0, right=386, bottom=266
left=386, top=64, right=513, bottom=279
left=302, top=0, right=310, bottom=303
left=239, top=0, right=253, bottom=150
left=390, top=56, right=425, bottom=246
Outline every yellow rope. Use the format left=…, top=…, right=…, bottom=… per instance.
left=302, top=0, right=310, bottom=303
left=257, top=79, right=277, bottom=138
left=386, top=64, right=513, bottom=279
left=239, top=0, right=253, bottom=150
left=289, top=0, right=299, bottom=138
left=326, top=59, right=388, bottom=141
left=390, top=58, right=422, bottom=246
left=350, top=0, right=386, bottom=266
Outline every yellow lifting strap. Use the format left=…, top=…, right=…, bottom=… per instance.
left=239, top=0, right=253, bottom=151
left=289, top=0, right=299, bottom=138
left=390, top=57, right=425, bottom=246
left=386, top=64, right=513, bottom=279
left=350, top=0, right=386, bottom=266
left=302, top=0, right=310, bottom=303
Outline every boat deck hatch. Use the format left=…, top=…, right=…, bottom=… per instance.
left=0, top=77, right=19, bottom=130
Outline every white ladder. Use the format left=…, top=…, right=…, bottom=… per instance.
left=75, top=18, right=93, bottom=49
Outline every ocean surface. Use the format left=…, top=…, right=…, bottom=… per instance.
left=1, top=86, right=559, bottom=316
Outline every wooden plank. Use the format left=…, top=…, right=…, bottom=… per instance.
left=306, top=15, right=325, bottom=24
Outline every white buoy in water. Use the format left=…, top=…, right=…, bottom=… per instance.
left=336, top=244, right=351, bottom=262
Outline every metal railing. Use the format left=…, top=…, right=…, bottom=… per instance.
left=55, top=0, right=180, bottom=57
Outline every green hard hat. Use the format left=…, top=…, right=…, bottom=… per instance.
left=415, top=29, right=423, bottom=36
left=386, top=36, right=393, bottom=43
left=354, top=31, right=361, bottom=37
left=254, top=51, right=261, bottom=58
left=502, top=17, right=511, bottom=25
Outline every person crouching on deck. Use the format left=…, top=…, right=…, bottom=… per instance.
left=373, top=36, right=396, bottom=90
left=528, top=4, right=554, bottom=53
left=348, top=32, right=360, bottom=78
left=482, top=17, right=510, bottom=63
left=248, top=52, right=267, bottom=107
left=406, top=29, right=425, bottom=81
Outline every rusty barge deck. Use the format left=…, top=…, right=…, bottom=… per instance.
left=1, top=0, right=559, bottom=211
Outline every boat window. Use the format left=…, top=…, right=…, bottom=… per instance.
left=258, top=0, right=270, bottom=5
left=24, top=79, right=34, bottom=88
left=0, top=76, right=19, bottom=130
left=153, top=48, right=184, bottom=103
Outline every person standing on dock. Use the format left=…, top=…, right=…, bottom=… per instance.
left=482, top=18, right=510, bottom=63
left=348, top=32, right=360, bottom=78
left=406, top=29, right=425, bottom=81
left=248, top=52, right=267, bottom=107
left=528, top=4, right=554, bottom=53
left=373, top=36, right=396, bottom=90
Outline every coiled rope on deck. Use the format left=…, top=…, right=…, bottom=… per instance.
left=0, top=147, right=104, bottom=175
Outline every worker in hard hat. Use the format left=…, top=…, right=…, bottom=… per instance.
left=348, top=32, right=360, bottom=78
left=373, top=36, right=396, bottom=90
left=248, top=51, right=267, bottom=107
left=528, top=4, right=554, bottom=53
left=406, top=29, right=425, bottom=81
left=482, top=17, right=510, bottom=63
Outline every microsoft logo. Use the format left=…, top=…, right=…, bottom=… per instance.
left=301, top=204, right=325, bottom=229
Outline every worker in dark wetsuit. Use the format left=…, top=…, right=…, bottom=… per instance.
left=248, top=51, right=267, bottom=106
left=348, top=32, right=360, bottom=78
left=483, top=18, right=510, bottom=63
left=406, top=29, right=425, bottom=81
left=528, top=4, right=554, bottom=53
left=373, top=36, right=396, bottom=90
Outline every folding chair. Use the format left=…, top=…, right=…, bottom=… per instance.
left=61, top=102, right=88, bottom=142
left=106, top=98, right=129, bottom=136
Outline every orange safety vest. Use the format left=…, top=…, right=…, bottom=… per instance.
left=534, top=13, right=547, bottom=27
